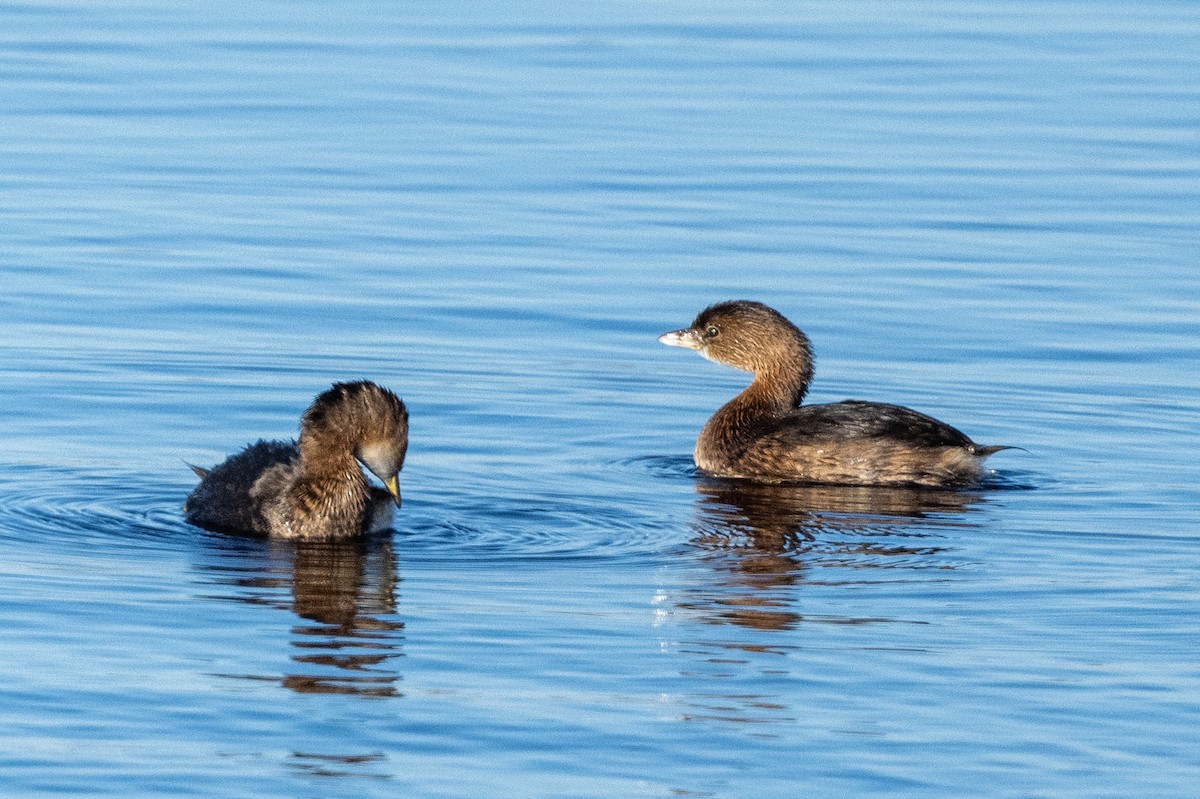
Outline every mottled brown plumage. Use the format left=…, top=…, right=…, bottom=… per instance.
left=185, top=381, right=408, bottom=539
left=659, top=301, right=1010, bottom=487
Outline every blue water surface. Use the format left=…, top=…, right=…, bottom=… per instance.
left=1, top=1, right=1198, bottom=797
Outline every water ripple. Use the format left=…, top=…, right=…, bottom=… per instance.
left=397, top=492, right=679, bottom=566
left=0, top=464, right=192, bottom=554
left=0, top=459, right=687, bottom=568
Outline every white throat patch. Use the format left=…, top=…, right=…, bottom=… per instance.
left=357, top=442, right=394, bottom=480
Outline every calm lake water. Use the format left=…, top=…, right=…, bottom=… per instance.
left=2, top=1, right=1199, bottom=796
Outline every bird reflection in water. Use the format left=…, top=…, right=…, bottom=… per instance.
left=683, top=477, right=986, bottom=631
left=204, top=534, right=404, bottom=699
left=283, top=537, right=403, bottom=698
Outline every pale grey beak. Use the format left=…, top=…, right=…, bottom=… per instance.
left=658, top=328, right=702, bottom=350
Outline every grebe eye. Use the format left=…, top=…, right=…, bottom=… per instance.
left=705, top=326, right=719, bottom=338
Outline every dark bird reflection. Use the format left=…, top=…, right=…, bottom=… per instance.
left=683, top=477, right=986, bottom=631
left=201, top=534, right=404, bottom=699
left=284, top=537, right=403, bottom=698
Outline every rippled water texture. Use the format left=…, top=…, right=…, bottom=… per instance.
left=2, top=2, right=1199, bottom=797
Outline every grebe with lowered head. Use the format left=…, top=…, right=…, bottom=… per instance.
left=185, top=380, right=408, bottom=539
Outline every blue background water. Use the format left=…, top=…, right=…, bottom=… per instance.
left=2, top=1, right=1198, bottom=796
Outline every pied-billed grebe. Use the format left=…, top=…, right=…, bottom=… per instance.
left=185, top=381, right=408, bottom=539
left=659, top=301, right=1011, bottom=487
